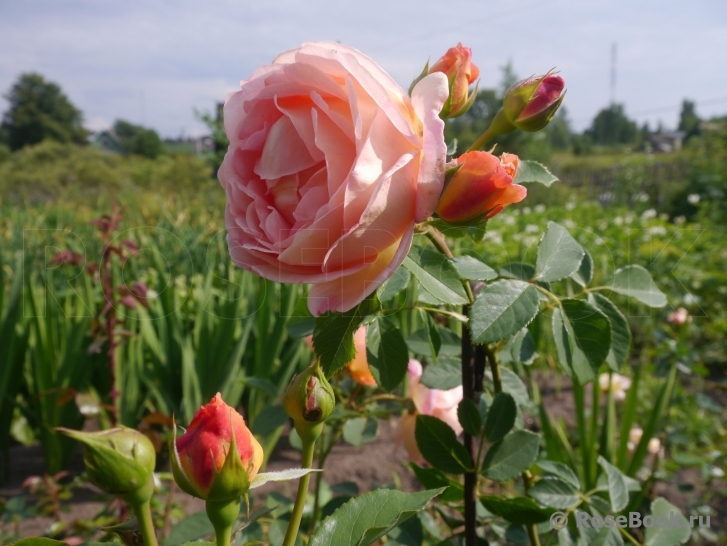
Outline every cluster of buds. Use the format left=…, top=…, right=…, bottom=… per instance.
left=421, top=44, right=565, bottom=226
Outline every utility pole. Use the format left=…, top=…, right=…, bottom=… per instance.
left=610, top=43, right=617, bottom=105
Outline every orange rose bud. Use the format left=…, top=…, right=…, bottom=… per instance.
left=171, top=393, right=263, bottom=501
left=349, top=326, right=377, bottom=387
left=502, top=73, right=565, bottom=132
left=435, top=151, right=526, bottom=225
left=429, top=43, right=479, bottom=118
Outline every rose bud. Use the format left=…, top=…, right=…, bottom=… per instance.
left=502, top=73, right=565, bottom=132
left=170, top=393, right=263, bottom=502
left=57, top=426, right=155, bottom=505
left=284, top=361, right=335, bottom=442
left=429, top=43, right=480, bottom=118
left=435, top=151, right=526, bottom=225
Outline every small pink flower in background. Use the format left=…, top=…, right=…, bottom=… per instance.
left=436, top=151, right=526, bottom=224
left=429, top=43, right=479, bottom=117
left=627, top=427, right=643, bottom=451
left=598, top=373, right=632, bottom=401
left=399, top=359, right=463, bottom=463
left=667, top=307, right=689, bottom=325
left=627, top=427, right=664, bottom=457
left=220, top=42, right=449, bottom=316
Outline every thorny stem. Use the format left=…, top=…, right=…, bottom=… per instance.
left=487, top=343, right=541, bottom=546
left=425, top=224, right=484, bottom=546
left=461, top=311, right=479, bottom=546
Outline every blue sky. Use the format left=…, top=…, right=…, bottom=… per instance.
left=1, top=0, right=726, bottom=137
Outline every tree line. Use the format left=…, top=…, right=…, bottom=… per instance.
left=0, top=69, right=718, bottom=163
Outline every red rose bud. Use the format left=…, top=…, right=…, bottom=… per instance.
left=430, top=43, right=480, bottom=118
left=284, top=361, right=335, bottom=442
left=57, top=426, right=156, bottom=505
left=436, top=151, right=526, bottom=224
left=170, top=393, right=263, bottom=501
left=502, top=73, right=565, bottom=131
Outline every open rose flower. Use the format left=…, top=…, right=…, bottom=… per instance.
left=399, top=359, right=463, bottom=463
left=220, top=42, right=449, bottom=315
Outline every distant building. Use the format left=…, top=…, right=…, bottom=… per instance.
left=90, top=130, right=125, bottom=153
left=647, top=131, right=685, bottom=153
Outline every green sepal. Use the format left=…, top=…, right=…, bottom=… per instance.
left=169, top=420, right=205, bottom=499
left=206, top=421, right=251, bottom=502
left=57, top=426, right=154, bottom=499
left=408, top=60, right=431, bottom=96
left=515, top=91, right=566, bottom=132
left=449, top=80, right=479, bottom=118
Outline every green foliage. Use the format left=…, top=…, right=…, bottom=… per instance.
left=513, top=160, right=559, bottom=187
left=0, top=141, right=212, bottom=204
left=307, top=488, right=443, bottom=546
left=678, top=99, right=701, bottom=141
left=403, top=246, right=468, bottom=305
left=365, top=316, right=409, bottom=392
left=312, top=295, right=380, bottom=377
left=586, top=103, right=639, bottom=146
left=194, top=104, right=228, bottom=175
left=644, top=498, right=691, bottom=546
left=483, top=393, right=516, bottom=442
left=534, top=221, right=585, bottom=282
left=415, top=415, right=472, bottom=474
left=113, top=120, right=164, bottom=159
left=482, top=430, right=540, bottom=481
left=1, top=73, right=88, bottom=150
left=469, top=280, right=539, bottom=344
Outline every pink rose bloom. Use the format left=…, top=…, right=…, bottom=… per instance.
left=219, top=42, right=449, bottom=315
left=400, top=359, right=463, bottom=463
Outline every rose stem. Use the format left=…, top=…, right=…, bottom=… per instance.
left=484, top=345, right=541, bottom=546
left=206, top=497, right=241, bottom=546
left=133, top=500, right=158, bottom=546
left=282, top=433, right=317, bottom=546
left=425, top=227, right=483, bottom=546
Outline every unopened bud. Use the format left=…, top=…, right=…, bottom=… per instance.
left=502, top=73, right=565, bottom=132
left=169, top=393, right=263, bottom=502
left=436, top=151, right=526, bottom=225
left=58, top=426, right=155, bottom=505
left=429, top=43, right=479, bottom=118
left=284, top=362, right=335, bottom=442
